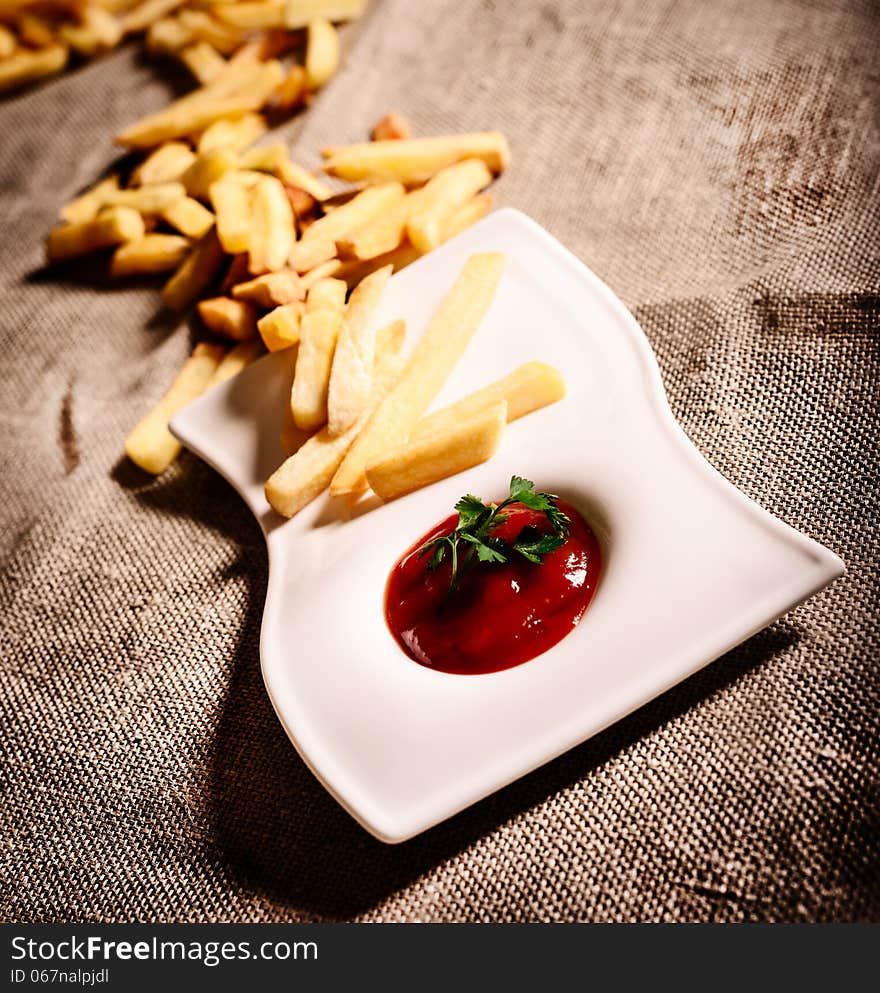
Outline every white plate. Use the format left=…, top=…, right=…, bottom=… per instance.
left=171, top=208, right=844, bottom=843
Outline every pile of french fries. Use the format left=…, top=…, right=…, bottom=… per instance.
left=0, top=0, right=362, bottom=94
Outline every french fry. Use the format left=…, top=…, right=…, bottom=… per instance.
left=47, top=207, right=145, bottom=262
left=299, top=257, right=342, bottom=288
left=160, top=196, right=215, bottom=238
left=326, top=264, right=392, bottom=435
left=266, top=318, right=405, bottom=518
left=197, top=296, right=258, bottom=340
left=59, top=8, right=123, bottom=56
left=212, top=0, right=284, bottom=29
left=161, top=226, right=224, bottom=310
left=60, top=175, right=120, bottom=225
left=122, top=0, right=187, bottom=34
left=125, top=342, right=225, bottom=475
left=0, top=24, right=15, bottom=58
left=304, top=16, right=339, bottom=88
left=288, top=181, right=404, bottom=272
left=412, top=362, right=565, bottom=440
left=442, top=191, right=493, bottom=240
left=145, top=16, right=192, bottom=54
left=103, top=182, right=187, bottom=214
left=274, top=63, right=307, bottom=110
left=209, top=176, right=252, bottom=252
left=333, top=240, right=420, bottom=289
left=180, top=40, right=226, bottom=83
left=0, top=44, right=68, bottom=94
left=371, top=111, right=411, bottom=141
left=110, top=233, right=192, bottom=276
left=283, top=0, right=364, bottom=30
left=331, top=252, right=504, bottom=494
left=366, top=401, right=507, bottom=503
left=209, top=337, right=264, bottom=387
left=132, top=142, right=196, bottom=186
left=406, top=159, right=492, bottom=253
left=248, top=174, right=294, bottom=273
left=284, top=183, right=319, bottom=224
left=16, top=13, right=55, bottom=49
left=274, top=156, right=332, bottom=201
left=257, top=300, right=303, bottom=351
left=322, top=132, right=511, bottom=184
left=182, top=148, right=238, bottom=198
left=291, top=276, right=347, bottom=431
left=197, top=111, right=266, bottom=154
left=176, top=8, right=246, bottom=52
left=336, top=194, right=407, bottom=261
left=231, top=269, right=304, bottom=308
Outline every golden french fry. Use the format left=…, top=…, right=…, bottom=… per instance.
left=132, top=142, right=196, bottom=186
left=176, top=8, right=246, bottom=52
left=231, top=269, right=304, bottom=307
left=413, top=362, right=565, bottom=440
left=197, top=111, right=266, bottom=154
left=275, top=156, right=333, bottom=201
left=110, top=234, right=192, bottom=276
left=442, top=191, right=493, bottom=240
left=16, top=13, right=55, bottom=49
left=266, top=318, right=405, bottom=518
left=275, top=63, right=307, bottom=110
left=160, top=196, right=215, bottom=238
left=304, top=16, right=339, bottom=88
left=300, top=257, right=342, bottom=288
left=60, top=175, right=120, bottom=225
left=47, top=207, right=145, bottom=262
left=283, top=0, right=364, bottom=29
left=103, top=182, right=188, bottom=214
left=59, top=8, right=122, bottom=56
left=333, top=240, right=420, bottom=289
left=322, top=132, right=510, bottom=184
left=291, top=277, right=347, bottom=431
left=406, top=159, right=492, bottom=253
left=161, top=227, right=224, bottom=310
left=336, top=194, right=407, bottom=261
left=0, top=44, right=68, bottom=94
left=182, top=148, right=238, bottom=198
left=326, top=264, right=392, bottom=435
left=122, top=0, right=187, bottom=34
left=197, top=296, right=258, bottom=340
left=366, top=401, right=507, bottom=502
left=248, top=174, right=295, bottom=273
left=209, top=177, right=252, bottom=253
left=0, top=24, right=15, bottom=59
left=212, top=0, right=284, bottom=29
left=125, top=342, right=225, bottom=475
left=209, top=338, right=265, bottom=387
left=370, top=111, right=411, bottom=141
left=257, top=300, right=303, bottom=351
left=145, top=16, right=193, bottom=54
left=180, top=40, right=227, bottom=83
left=331, top=252, right=505, bottom=494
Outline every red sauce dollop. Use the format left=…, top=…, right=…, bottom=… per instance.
left=384, top=498, right=601, bottom=675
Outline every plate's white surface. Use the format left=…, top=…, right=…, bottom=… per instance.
left=171, top=208, right=843, bottom=843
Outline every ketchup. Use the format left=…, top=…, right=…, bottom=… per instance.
left=384, top=498, right=601, bottom=675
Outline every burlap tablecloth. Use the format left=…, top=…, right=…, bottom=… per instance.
left=1, top=0, right=878, bottom=923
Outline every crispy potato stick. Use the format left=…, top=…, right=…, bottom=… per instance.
left=17, top=13, right=56, bottom=49
left=110, top=234, right=192, bottom=276
left=212, top=0, right=284, bottom=29
left=322, top=132, right=510, bottom=184
left=331, top=252, right=505, bottom=494
left=236, top=142, right=287, bottom=173
left=288, top=181, right=404, bottom=272
left=275, top=63, right=307, bottom=110
left=326, top=264, right=392, bottom=435
left=0, top=24, right=15, bottom=58
left=160, top=196, right=215, bottom=238
left=300, top=257, right=342, bottom=288
left=197, top=296, right=258, bottom=340
left=146, top=16, right=192, bottom=54
left=122, top=0, right=186, bottom=34
left=180, top=40, right=227, bottom=84
left=371, top=112, right=411, bottom=141
left=336, top=194, right=407, bottom=261
left=442, top=191, right=493, bottom=240
left=232, top=269, right=304, bottom=307
left=197, top=111, right=266, bottom=154
left=59, top=8, right=122, bottom=56
left=47, top=207, right=145, bottom=262
left=257, top=300, right=303, bottom=351
left=60, top=175, right=120, bottom=225
left=284, top=184, right=319, bottom=223
left=366, top=402, right=507, bottom=503
left=125, top=342, right=225, bottom=475
left=334, top=240, right=420, bottom=289
left=406, top=159, right=492, bottom=253
left=210, top=177, right=252, bottom=253
left=275, top=156, right=332, bottom=201
left=209, top=338, right=265, bottom=387
left=182, top=148, right=238, bottom=198
left=266, top=318, right=405, bottom=518
left=291, top=276, right=347, bottom=431
left=248, top=174, right=295, bottom=273
left=132, top=142, right=196, bottom=186
left=0, top=44, right=68, bottom=94
left=103, top=182, right=187, bottom=214
left=412, top=362, right=565, bottom=440
left=304, top=16, right=339, bottom=88
left=161, top=227, right=224, bottom=310
left=283, top=0, right=364, bottom=29
left=176, top=9, right=246, bottom=52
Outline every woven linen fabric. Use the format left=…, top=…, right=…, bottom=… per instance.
left=1, top=0, right=878, bottom=923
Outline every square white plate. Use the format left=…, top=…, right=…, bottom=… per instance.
left=171, top=208, right=843, bottom=843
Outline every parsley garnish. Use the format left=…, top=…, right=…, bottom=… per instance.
left=419, top=476, right=571, bottom=592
